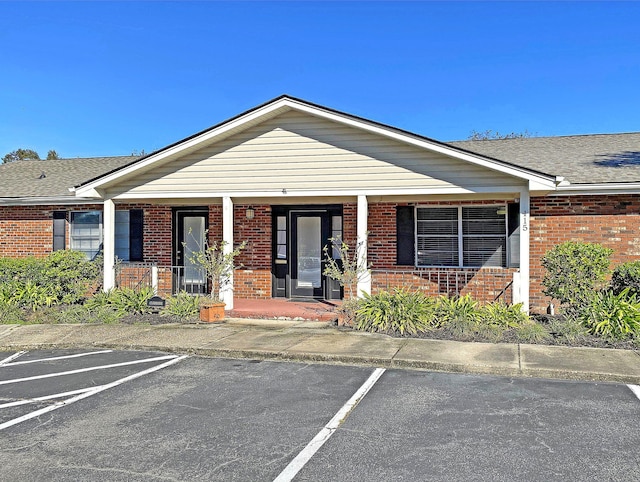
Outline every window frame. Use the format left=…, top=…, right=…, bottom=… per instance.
left=70, top=210, right=103, bottom=260
left=414, top=204, right=508, bottom=268
left=69, top=209, right=143, bottom=262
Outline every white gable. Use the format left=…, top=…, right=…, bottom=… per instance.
left=75, top=96, right=560, bottom=200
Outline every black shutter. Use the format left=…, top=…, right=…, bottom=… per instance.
left=129, top=209, right=144, bottom=261
left=396, top=206, right=415, bottom=265
left=507, top=203, right=520, bottom=268
left=52, top=211, right=66, bottom=251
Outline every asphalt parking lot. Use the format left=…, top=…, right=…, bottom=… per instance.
left=1, top=349, right=639, bottom=481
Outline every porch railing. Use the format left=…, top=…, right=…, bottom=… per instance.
left=114, top=263, right=208, bottom=295
left=169, top=266, right=207, bottom=295
left=114, top=265, right=512, bottom=302
left=371, top=268, right=513, bottom=302
left=115, top=262, right=155, bottom=291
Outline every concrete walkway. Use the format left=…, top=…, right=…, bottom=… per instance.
left=1, top=319, right=639, bottom=384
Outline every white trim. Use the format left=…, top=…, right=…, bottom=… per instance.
left=0, top=197, right=103, bottom=206
left=103, top=199, right=116, bottom=291
left=553, top=183, right=640, bottom=195
left=222, top=196, right=234, bottom=309
left=518, top=187, right=530, bottom=314
left=356, top=195, right=371, bottom=297
left=108, top=185, right=536, bottom=201
left=74, top=97, right=559, bottom=198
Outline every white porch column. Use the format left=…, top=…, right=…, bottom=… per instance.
left=222, top=196, right=234, bottom=309
left=103, top=198, right=116, bottom=292
left=356, top=194, right=371, bottom=298
left=519, top=187, right=531, bottom=314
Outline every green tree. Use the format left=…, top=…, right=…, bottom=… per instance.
left=467, top=129, right=535, bottom=140
left=46, top=149, right=60, bottom=160
left=2, top=148, right=41, bottom=163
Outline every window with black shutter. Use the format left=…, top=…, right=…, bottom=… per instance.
left=52, top=211, right=66, bottom=251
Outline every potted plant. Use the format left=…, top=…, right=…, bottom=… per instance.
left=185, top=234, right=246, bottom=323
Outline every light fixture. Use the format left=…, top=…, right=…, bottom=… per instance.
left=246, top=207, right=255, bottom=220
left=496, top=207, right=507, bottom=215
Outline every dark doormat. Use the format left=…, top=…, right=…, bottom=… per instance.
left=288, top=298, right=320, bottom=303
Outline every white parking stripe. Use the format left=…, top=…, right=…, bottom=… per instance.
left=273, top=368, right=386, bottom=482
left=0, top=351, right=27, bottom=366
left=627, top=384, right=640, bottom=401
left=0, top=355, right=188, bottom=431
left=0, top=354, right=179, bottom=386
left=0, top=387, right=96, bottom=408
left=1, top=349, right=113, bottom=366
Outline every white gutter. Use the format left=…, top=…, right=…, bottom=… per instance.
left=0, top=197, right=103, bottom=206
left=552, top=182, right=640, bottom=195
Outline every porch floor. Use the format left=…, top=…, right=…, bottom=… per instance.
left=228, top=298, right=340, bottom=322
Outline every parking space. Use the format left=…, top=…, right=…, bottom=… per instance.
left=1, top=351, right=639, bottom=481
left=0, top=349, right=187, bottom=431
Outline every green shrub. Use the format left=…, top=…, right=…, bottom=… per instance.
left=0, top=257, right=41, bottom=284
left=0, top=251, right=100, bottom=307
left=611, top=261, right=640, bottom=296
left=579, top=288, right=640, bottom=341
left=356, top=289, right=436, bottom=335
left=478, top=301, right=529, bottom=328
left=541, top=241, right=613, bottom=314
left=544, top=316, right=591, bottom=344
left=84, top=287, right=154, bottom=315
left=8, top=280, right=58, bottom=311
left=435, top=294, right=479, bottom=327
left=40, top=250, right=101, bottom=303
left=162, top=291, right=201, bottom=320
left=514, top=321, right=551, bottom=344
left=33, top=305, right=123, bottom=324
left=0, top=300, right=26, bottom=324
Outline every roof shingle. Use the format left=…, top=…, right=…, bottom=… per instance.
left=0, top=156, right=137, bottom=198
left=449, top=132, right=640, bottom=185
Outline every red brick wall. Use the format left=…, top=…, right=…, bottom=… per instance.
left=232, top=204, right=272, bottom=298
left=5, top=196, right=640, bottom=307
left=233, top=204, right=271, bottom=271
left=529, top=194, right=640, bottom=312
left=343, top=202, right=357, bottom=246
left=0, top=204, right=103, bottom=257
left=366, top=201, right=517, bottom=304
left=234, top=269, right=271, bottom=299
left=371, top=267, right=516, bottom=304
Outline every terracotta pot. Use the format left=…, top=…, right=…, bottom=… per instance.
left=199, top=301, right=226, bottom=323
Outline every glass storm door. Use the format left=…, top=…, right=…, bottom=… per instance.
left=175, top=210, right=207, bottom=294
left=291, top=214, right=324, bottom=298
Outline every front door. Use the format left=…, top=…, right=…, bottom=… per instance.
left=173, top=209, right=208, bottom=294
left=291, top=213, right=324, bottom=297
left=272, top=206, right=343, bottom=300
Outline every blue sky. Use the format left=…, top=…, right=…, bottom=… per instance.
left=1, top=1, right=638, bottom=158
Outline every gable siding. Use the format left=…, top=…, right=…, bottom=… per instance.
left=112, top=111, right=518, bottom=196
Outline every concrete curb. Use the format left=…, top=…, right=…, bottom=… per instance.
left=1, top=323, right=639, bottom=384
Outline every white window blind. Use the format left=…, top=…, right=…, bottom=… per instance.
left=70, top=211, right=102, bottom=260
left=416, top=206, right=506, bottom=267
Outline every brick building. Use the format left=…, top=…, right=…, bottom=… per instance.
left=1, top=96, right=639, bottom=313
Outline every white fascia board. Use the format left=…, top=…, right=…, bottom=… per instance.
left=76, top=97, right=559, bottom=199
left=74, top=101, right=294, bottom=198
left=287, top=99, right=560, bottom=188
left=552, top=183, right=640, bottom=196
left=0, top=197, right=104, bottom=206
left=112, top=185, right=530, bottom=200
